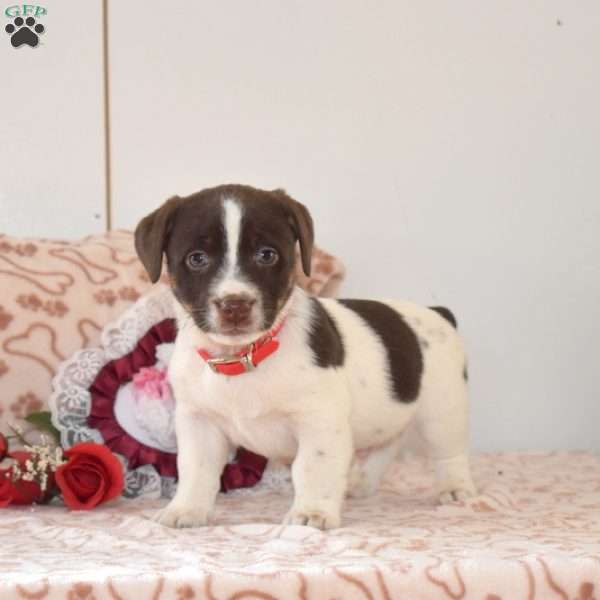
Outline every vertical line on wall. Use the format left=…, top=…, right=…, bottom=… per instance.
left=102, top=0, right=113, bottom=231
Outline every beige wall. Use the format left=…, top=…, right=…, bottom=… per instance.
left=1, top=1, right=599, bottom=451
left=0, top=0, right=105, bottom=237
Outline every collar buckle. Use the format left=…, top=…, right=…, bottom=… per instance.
left=205, top=354, right=239, bottom=373
left=239, top=351, right=256, bottom=372
left=206, top=349, right=256, bottom=373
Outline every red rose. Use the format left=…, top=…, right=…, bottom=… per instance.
left=0, top=433, right=7, bottom=461
left=0, top=452, right=54, bottom=506
left=1, top=470, right=45, bottom=505
left=0, top=472, right=13, bottom=507
left=55, top=443, right=124, bottom=510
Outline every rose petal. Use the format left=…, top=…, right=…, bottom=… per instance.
left=9, top=478, right=45, bottom=505
left=66, top=468, right=106, bottom=508
left=57, top=442, right=124, bottom=510
left=0, top=434, right=8, bottom=462
left=56, top=466, right=104, bottom=510
left=71, top=456, right=115, bottom=502
left=67, top=466, right=102, bottom=500
left=9, top=450, right=33, bottom=464
left=0, top=471, right=13, bottom=507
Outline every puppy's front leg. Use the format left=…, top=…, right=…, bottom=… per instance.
left=285, top=417, right=353, bottom=530
left=155, top=408, right=230, bottom=528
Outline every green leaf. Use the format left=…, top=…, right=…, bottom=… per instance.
left=24, top=411, right=61, bottom=443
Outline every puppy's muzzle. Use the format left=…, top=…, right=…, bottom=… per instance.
left=214, top=294, right=256, bottom=329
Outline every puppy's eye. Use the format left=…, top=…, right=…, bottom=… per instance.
left=255, top=246, right=279, bottom=266
left=186, top=251, right=210, bottom=270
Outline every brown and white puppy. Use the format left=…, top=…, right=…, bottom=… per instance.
left=135, top=184, right=476, bottom=529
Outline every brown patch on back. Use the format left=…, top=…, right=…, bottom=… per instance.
left=338, top=299, right=423, bottom=402
left=308, top=299, right=345, bottom=368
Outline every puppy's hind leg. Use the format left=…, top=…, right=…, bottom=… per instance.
left=416, top=373, right=476, bottom=504
left=347, top=437, right=402, bottom=498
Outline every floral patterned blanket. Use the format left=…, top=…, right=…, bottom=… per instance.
left=1, top=452, right=599, bottom=600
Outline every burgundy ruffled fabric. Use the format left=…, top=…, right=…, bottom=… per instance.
left=88, top=319, right=178, bottom=477
left=221, top=448, right=268, bottom=492
left=87, top=318, right=267, bottom=492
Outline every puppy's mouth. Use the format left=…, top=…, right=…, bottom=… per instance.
left=184, top=300, right=266, bottom=343
left=187, top=311, right=260, bottom=337
left=178, top=290, right=295, bottom=348
left=216, top=324, right=256, bottom=336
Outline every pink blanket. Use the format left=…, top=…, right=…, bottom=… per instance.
left=1, top=452, right=599, bottom=599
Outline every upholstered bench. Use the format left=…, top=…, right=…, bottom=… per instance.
left=1, top=233, right=598, bottom=599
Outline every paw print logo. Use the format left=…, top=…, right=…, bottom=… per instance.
left=5, top=16, right=45, bottom=48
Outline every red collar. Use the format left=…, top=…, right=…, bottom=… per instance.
left=197, top=320, right=285, bottom=376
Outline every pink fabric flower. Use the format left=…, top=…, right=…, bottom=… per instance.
left=132, top=367, right=173, bottom=404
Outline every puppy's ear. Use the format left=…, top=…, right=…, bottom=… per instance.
left=134, top=196, right=182, bottom=283
left=273, top=189, right=314, bottom=277
left=290, top=200, right=314, bottom=277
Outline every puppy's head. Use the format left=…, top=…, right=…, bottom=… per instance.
left=135, top=184, right=313, bottom=344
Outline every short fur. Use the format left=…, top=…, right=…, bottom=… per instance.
left=135, top=184, right=476, bottom=529
left=308, top=298, right=345, bottom=368
left=338, top=299, right=423, bottom=402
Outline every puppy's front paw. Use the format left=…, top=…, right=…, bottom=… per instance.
left=153, top=503, right=212, bottom=528
left=438, top=486, right=477, bottom=505
left=284, top=507, right=341, bottom=530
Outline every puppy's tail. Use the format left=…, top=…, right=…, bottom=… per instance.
left=428, top=306, right=457, bottom=329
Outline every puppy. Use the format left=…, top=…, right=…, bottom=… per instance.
left=135, top=184, right=476, bottom=529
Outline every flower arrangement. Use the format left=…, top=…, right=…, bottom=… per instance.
left=0, top=412, right=124, bottom=510
left=1, top=407, right=267, bottom=509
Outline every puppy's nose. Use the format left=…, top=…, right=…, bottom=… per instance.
left=215, top=295, right=256, bottom=325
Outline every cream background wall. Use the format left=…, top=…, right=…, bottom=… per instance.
left=0, top=0, right=105, bottom=237
left=1, top=1, right=599, bottom=451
